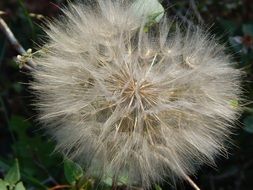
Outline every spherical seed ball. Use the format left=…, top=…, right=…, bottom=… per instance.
left=31, top=0, right=242, bottom=188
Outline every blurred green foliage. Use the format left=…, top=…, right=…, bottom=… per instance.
left=0, top=0, right=253, bottom=190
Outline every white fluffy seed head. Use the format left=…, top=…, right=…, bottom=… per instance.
left=31, top=0, right=242, bottom=188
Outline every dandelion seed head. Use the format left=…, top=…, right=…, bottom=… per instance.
left=31, top=0, right=242, bottom=188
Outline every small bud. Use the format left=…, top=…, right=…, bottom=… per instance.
left=27, top=48, right=32, bottom=54
left=17, top=55, right=22, bottom=60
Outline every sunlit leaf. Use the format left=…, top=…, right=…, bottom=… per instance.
left=102, top=171, right=129, bottom=186
left=0, top=179, right=8, bottom=190
left=14, top=182, right=26, bottom=190
left=155, top=184, right=162, bottom=190
left=229, top=99, right=239, bottom=108
left=5, top=159, right=20, bottom=185
left=131, top=0, right=164, bottom=22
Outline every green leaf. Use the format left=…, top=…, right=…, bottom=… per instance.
left=21, top=175, right=47, bottom=190
left=81, top=179, right=93, bottom=190
left=8, top=115, right=61, bottom=187
left=5, top=159, right=21, bottom=185
left=155, top=184, right=162, bottom=190
left=242, top=24, right=253, bottom=36
left=131, top=0, right=164, bottom=22
left=10, top=116, right=32, bottom=140
left=0, top=179, right=8, bottom=190
left=143, top=11, right=164, bottom=32
left=15, top=182, right=26, bottom=190
left=243, top=116, right=253, bottom=133
left=102, top=171, right=129, bottom=186
left=64, top=158, right=83, bottom=184
left=229, top=99, right=239, bottom=108
left=102, top=176, right=113, bottom=186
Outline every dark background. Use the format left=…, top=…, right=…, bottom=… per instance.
left=0, top=0, right=253, bottom=189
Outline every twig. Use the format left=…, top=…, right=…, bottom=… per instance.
left=48, top=185, right=71, bottom=190
left=0, top=15, right=36, bottom=70
left=183, top=173, right=201, bottom=190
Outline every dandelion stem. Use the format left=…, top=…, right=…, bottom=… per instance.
left=0, top=15, right=36, bottom=70
left=183, top=174, right=201, bottom=190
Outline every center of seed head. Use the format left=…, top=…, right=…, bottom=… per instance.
left=104, top=68, right=159, bottom=110
left=121, top=78, right=157, bottom=109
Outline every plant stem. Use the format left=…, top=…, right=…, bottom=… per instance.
left=48, top=185, right=71, bottom=190
left=0, top=15, right=36, bottom=70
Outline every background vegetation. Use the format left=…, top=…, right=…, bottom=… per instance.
left=0, top=0, right=253, bottom=189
